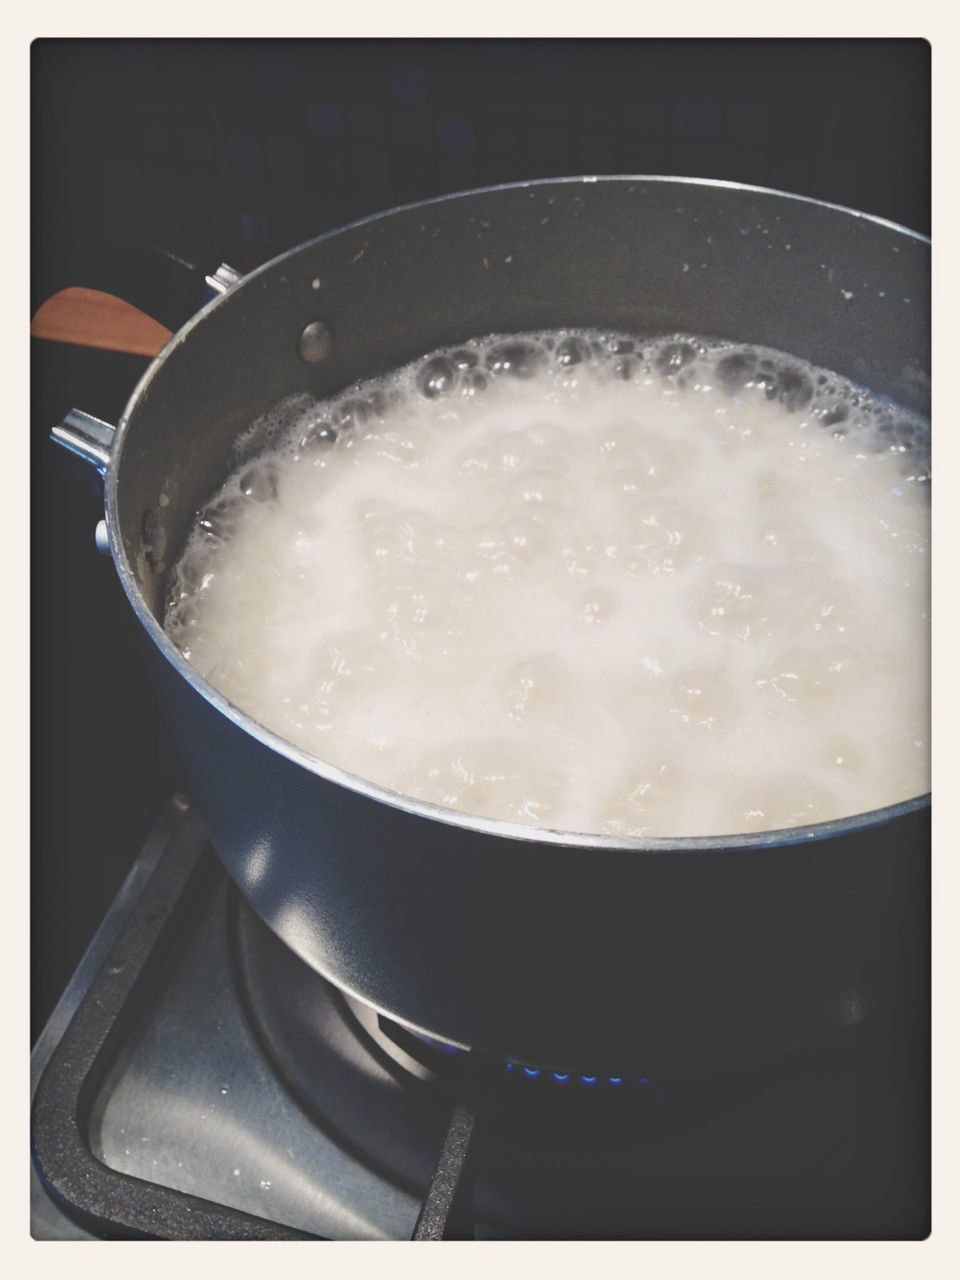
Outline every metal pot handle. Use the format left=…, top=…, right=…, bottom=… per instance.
left=44, top=261, right=242, bottom=473
left=51, top=409, right=115, bottom=476
left=45, top=264, right=244, bottom=554
left=49, top=409, right=116, bottom=555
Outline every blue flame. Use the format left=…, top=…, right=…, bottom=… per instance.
left=504, top=1060, right=652, bottom=1086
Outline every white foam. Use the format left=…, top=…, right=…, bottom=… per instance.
left=165, top=332, right=930, bottom=837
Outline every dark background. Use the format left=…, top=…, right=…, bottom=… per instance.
left=32, top=37, right=930, bottom=1041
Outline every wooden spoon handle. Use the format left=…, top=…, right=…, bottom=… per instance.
left=31, top=286, right=173, bottom=358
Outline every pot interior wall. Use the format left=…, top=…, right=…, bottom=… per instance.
left=112, top=178, right=930, bottom=618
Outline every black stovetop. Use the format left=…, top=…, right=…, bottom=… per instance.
left=31, top=797, right=930, bottom=1241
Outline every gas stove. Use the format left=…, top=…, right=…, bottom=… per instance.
left=31, top=796, right=930, bottom=1240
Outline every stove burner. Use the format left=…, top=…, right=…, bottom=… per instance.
left=338, top=986, right=656, bottom=1092
left=232, top=888, right=675, bottom=1174
left=32, top=799, right=931, bottom=1240
left=231, top=877, right=929, bottom=1239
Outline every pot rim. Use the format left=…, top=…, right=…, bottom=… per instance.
left=105, top=174, right=931, bottom=855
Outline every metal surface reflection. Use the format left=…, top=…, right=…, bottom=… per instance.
left=90, top=877, right=417, bottom=1239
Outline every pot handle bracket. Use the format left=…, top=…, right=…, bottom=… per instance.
left=201, top=262, right=243, bottom=305
left=50, top=409, right=117, bottom=555
left=51, top=408, right=115, bottom=477
left=47, top=263, right=244, bottom=555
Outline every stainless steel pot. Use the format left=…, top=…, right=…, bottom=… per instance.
left=53, top=177, right=930, bottom=1077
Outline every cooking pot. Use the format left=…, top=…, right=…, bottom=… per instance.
left=51, top=177, right=930, bottom=1077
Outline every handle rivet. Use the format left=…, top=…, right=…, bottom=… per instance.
left=298, top=320, right=334, bottom=364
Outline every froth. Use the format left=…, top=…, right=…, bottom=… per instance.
left=165, top=330, right=930, bottom=838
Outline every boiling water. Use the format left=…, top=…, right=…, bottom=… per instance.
left=164, top=333, right=930, bottom=838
